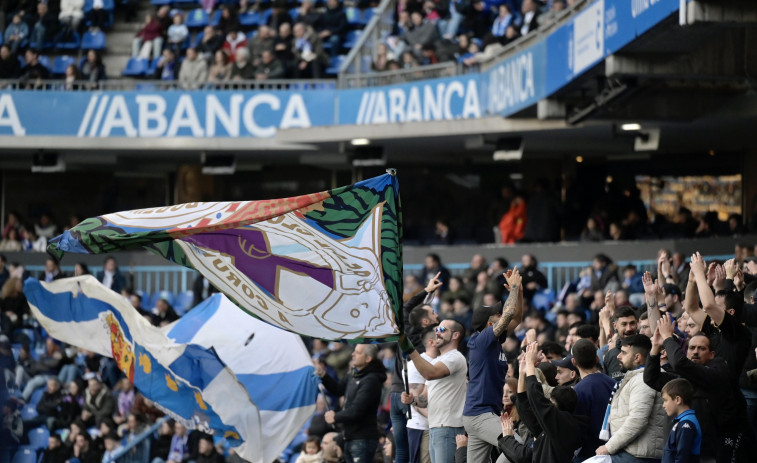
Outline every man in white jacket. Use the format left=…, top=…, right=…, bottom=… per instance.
left=596, top=334, right=667, bottom=462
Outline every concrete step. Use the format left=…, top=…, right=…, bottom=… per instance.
left=107, top=30, right=137, bottom=55
left=103, top=54, right=131, bottom=78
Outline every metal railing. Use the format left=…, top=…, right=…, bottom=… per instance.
left=106, top=417, right=169, bottom=463
left=337, top=0, right=396, bottom=87
left=26, top=265, right=197, bottom=294
left=0, top=79, right=337, bottom=91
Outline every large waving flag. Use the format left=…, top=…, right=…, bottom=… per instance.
left=163, top=293, right=319, bottom=463
left=24, top=276, right=314, bottom=463
left=48, top=173, right=403, bottom=341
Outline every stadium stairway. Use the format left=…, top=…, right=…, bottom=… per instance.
left=102, top=0, right=153, bottom=78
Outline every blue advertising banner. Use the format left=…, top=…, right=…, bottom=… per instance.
left=479, top=41, right=547, bottom=117
left=605, top=0, right=682, bottom=53
left=0, top=0, right=691, bottom=139
left=337, top=75, right=481, bottom=125
left=0, top=90, right=335, bottom=138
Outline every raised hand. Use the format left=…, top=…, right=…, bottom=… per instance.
left=504, top=267, right=522, bottom=291
left=657, top=314, right=675, bottom=340
left=425, top=272, right=443, bottom=293
left=500, top=412, right=515, bottom=436
left=658, top=254, right=671, bottom=279
left=713, top=265, right=726, bottom=291
left=604, top=290, right=615, bottom=312
left=724, top=258, right=737, bottom=279
left=525, top=341, right=540, bottom=366
left=690, top=252, right=706, bottom=276
left=642, top=271, right=658, bottom=296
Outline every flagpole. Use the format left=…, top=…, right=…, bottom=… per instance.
left=403, top=356, right=412, bottom=420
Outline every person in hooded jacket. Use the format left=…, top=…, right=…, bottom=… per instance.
left=498, top=342, right=590, bottom=463
left=317, top=343, right=387, bottom=463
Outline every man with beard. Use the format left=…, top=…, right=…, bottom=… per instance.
left=404, top=320, right=468, bottom=463
left=645, top=312, right=756, bottom=461
left=601, top=304, right=639, bottom=382
left=461, top=268, right=523, bottom=463
left=596, top=334, right=667, bottom=461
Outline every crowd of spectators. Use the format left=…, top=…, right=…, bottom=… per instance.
left=2, top=238, right=757, bottom=463
left=379, top=0, right=571, bottom=71
left=127, top=0, right=364, bottom=84
left=0, top=0, right=109, bottom=86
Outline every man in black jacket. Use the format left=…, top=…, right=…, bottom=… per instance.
left=320, top=344, right=387, bottom=463
left=498, top=342, right=589, bottom=463
left=645, top=315, right=755, bottom=462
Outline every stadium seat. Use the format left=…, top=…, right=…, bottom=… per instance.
left=37, top=55, right=51, bottom=71
left=150, top=0, right=172, bottom=6
left=20, top=405, right=38, bottom=420
left=28, top=427, right=50, bottom=451
left=13, top=328, right=36, bottom=347
left=246, top=30, right=258, bottom=40
left=28, top=387, right=45, bottom=406
left=52, top=55, right=76, bottom=76
left=174, top=290, right=194, bottom=314
left=209, top=10, right=222, bottom=27
left=239, top=11, right=260, bottom=28
left=122, top=57, right=148, bottom=76
left=11, top=447, right=36, bottom=463
left=342, top=30, right=362, bottom=49
left=362, top=7, right=375, bottom=24
left=345, top=7, right=363, bottom=27
left=186, top=9, right=209, bottom=29
left=531, top=289, right=556, bottom=311
left=325, top=55, right=346, bottom=75
left=191, top=31, right=205, bottom=48
left=83, top=0, right=93, bottom=13
left=81, top=30, right=106, bottom=50
left=289, top=7, right=299, bottom=21
left=174, top=0, right=200, bottom=7
left=56, top=31, right=81, bottom=50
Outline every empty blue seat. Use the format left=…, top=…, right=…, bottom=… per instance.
left=239, top=11, right=260, bottom=27
left=530, top=289, right=556, bottom=311
left=186, top=9, right=209, bottom=28
left=325, top=55, right=346, bottom=75
left=209, top=10, right=222, bottom=27
left=56, top=31, right=81, bottom=50
left=52, top=55, right=76, bottom=76
left=12, top=447, right=37, bottom=463
left=174, top=290, right=195, bottom=314
left=362, top=7, right=375, bottom=24
left=122, top=57, right=148, bottom=76
left=345, top=7, right=363, bottom=27
left=342, top=30, right=361, bottom=49
left=20, top=405, right=38, bottom=420
left=150, top=0, right=172, bottom=5
left=28, top=427, right=50, bottom=451
left=82, top=30, right=106, bottom=50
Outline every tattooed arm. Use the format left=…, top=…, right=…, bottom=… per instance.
left=494, top=268, right=523, bottom=337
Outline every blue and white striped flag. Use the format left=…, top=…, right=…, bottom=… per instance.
left=24, top=276, right=317, bottom=463
left=163, top=293, right=320, bottom=462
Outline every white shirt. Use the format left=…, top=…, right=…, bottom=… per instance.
left=407, top=353, right=431, bottom=431
left=426, top=349, right=467, bottom=428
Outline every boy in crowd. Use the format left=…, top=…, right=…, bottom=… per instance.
left=661, top=378, right=702, bottom=463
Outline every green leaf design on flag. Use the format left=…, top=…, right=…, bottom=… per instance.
left=304, top=179, right=404, bottom=338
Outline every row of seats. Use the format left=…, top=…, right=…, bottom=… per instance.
left=175, top=5, right=376, bottom=29
left=10, top=30, right=107, bottom=53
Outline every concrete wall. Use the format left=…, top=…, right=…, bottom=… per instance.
left=12, top=235, right=752, bottom=269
